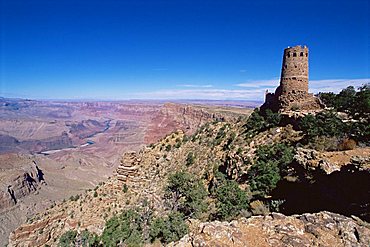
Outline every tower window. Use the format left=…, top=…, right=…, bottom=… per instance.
left=300, top=52, right=304, bottom=56
left=287, top=52, right=290, bottom=58
left=293, top=53, right=297, bottom=57
left=305, top=53, right=308, bottom=57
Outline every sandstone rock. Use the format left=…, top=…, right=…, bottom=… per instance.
left=294, top=147, right=370, bottom=174
left=0, top=160, right=45, bottom=211
left=116, top=151, right=140, bottom=182
left=318, top=159, right=340, bottom=174
left=173, top=211, right=370, bottom=247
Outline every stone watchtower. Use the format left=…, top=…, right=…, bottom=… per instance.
left=279, top=46, right=309, bottom=94
left=262, top=45, right=323, bottom=112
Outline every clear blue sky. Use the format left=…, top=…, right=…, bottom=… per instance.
left=1, top=0, right=369, bottom=100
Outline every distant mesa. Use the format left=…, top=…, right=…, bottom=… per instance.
left=261, top=45, right=324, bottom=112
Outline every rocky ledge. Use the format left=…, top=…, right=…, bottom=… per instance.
left=173, top=211, right=370, bottom=247
left=0, top=156, right=45, bottom=211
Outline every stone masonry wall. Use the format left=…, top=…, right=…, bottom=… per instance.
left=280, top=46, right=309, bottom=95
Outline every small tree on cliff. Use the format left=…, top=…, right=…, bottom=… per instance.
left=247, top=143, right=294, bottom=198
left=165, top=171, right=208, bottom=219
left=212, top=172, right=250, bottom=220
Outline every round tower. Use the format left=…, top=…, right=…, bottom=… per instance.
left=279, top=45, right=309, bottom=94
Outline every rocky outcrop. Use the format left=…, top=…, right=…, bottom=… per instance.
left=273, top=147, right=370, bottom=222
left=0, top=161, right=45, bottom=211
left=173, top=211, right=370, bottom=247
left=9, top=212, right=66, bottom=247
left=116, top=151, right=140, bottom=182
left=294, top=147, right=370, bottom=174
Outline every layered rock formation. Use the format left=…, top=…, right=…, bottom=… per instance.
left=0, top=158, right=45, bottom=211
left=144, top=103, right=240, bottom=143
left=116, top=151, right=140, bottom=182
left=173, top=211, right=370, bottom=247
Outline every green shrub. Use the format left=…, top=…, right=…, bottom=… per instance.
left=248, top=160, right=280, bottom=198
left=165, top=171, right=208, bottom=219
left=255, top=143, right=294, bottom=173
left=122, top=183, right=128, bottom=193
left=318, top=91, right=336, bottom=108
left=248, top=143, right=294, bottom=197
left=263, top=109, right=282, bottom=128
left=347, top=121, right=370, bottom=145
left=336, top=86, right=357, bottom=113
left=298, top=107, right=370, bottom=147
left=79, top=230, right=99, bottom=247
left=243, top=109, right=281, bottom=137
left=149, top=212, right=188, bottom=244
left=299, top=111, right=345, bottom=141
left=69, top=195, right=80, bottom=201
left=318, top=84, right=369, bottom=120
left=353, top=84, right=370, bottom=119
left=213, top=173, right=249, bottom=220
left=59, top=230, right=77, bottom=247
left=100, top=210, right=143, bottom=247
left=185, top=152, right=195, bottom=166
left=244, top=109, right=265, bottom=133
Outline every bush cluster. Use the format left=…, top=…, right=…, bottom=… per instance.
left=185, top=152, right=195, bottom=166
left=165, top=171, right=208, bottom=219
left=59, top=230, right=99, bottom=247
left=149, top=212, right=189, bottom=244
left=69, top=194, right=80, bottom=201
left=211, top=172, right=250, bottom=220
left=299, top=110, right=369, bottom=147
left=318, top=84, right=369, bottom=119
left=59, top=209, right=188, bottom=247
left=243, top=109, right=281, bottom=138
left=247, top=143, right=294, bottom=198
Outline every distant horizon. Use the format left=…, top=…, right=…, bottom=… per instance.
left=0, top=95, right=263, bottom=104
left=1, top=0, right=368, bottom=100
left=1, top=78, right=368, bottom=101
